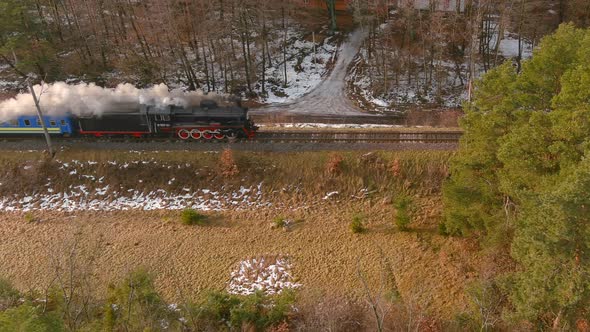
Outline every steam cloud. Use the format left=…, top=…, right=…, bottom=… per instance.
left=0, top=82, right=231, bottom=121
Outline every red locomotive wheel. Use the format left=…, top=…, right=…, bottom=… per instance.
left=190, top=129, right=202, bottom=140
left=178, top=129, right=190, bottom=140
left=213, top=131, right=225, bottom=140
left=202, top=130, right=213, bottom=140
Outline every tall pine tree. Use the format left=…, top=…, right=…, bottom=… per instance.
left=443, top=24, right=590, bottom=328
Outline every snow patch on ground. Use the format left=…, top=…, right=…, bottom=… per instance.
left=323, top=191, right=339, bottom=200
left=263, top=34, right=338, bottom=104
left=0, top=64, right=20, bottom=90
left=228, top=256, right=301, bottom=295
left=260, top=123, right=404, bottom=129
left=348, top=57, right=469, bottom=111
left=0, top=186, right=268, bottom=212
left=497, top=34, right=534, bottom=58
left=0, top=159, right=269, bottom=212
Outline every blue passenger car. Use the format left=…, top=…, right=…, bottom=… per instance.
left=0, top=115, right=75, bottom=136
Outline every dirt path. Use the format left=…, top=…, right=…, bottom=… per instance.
left=252, top=28, right=369, bottom=116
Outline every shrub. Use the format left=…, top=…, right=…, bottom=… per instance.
left=0, top=278, right=20, bottom=311
left=451, top=312, right=479, bottom=331
left=465, top=280, right=504, bottom=331
left=0, top=303, right=64, bottom=332
left=350, top=215, right=365, bottom=234
left=438, top=222, right=449, bottom=236
left=24, top=212, right=36, bottom=223
left=180, top=209, right=207, bottom=226
left=325, top=153, right=344, bottom=175
left=105, top=268, right=179, bottom=331
left=390, top=158, right=401, bottom=177
left=394, top=194, right=413, bottom=231
left=197, top=290, right=295, bottom=330
left=220, top=148, right=239, bottom=177
left=293, top=295, right=366, bottom=331
left=273, top=216, right=286, bottom=228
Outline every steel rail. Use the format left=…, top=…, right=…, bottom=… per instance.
left=0, top=130, right=463, bottom=144
left=255, top=131, right=463, bottom=143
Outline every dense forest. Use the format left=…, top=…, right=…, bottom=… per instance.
left=350, top=0, right=590, bottom=109
left=443, top=24, right=590, bottom=330
left=1, top=0, right=589, bottom=108
left=0, top=0, right=342, bottom=102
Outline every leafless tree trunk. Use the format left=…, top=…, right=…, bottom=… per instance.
left=45, top=224, right=100, bottom=330
left=357, top=257, right=386, bottom=332
left=28, top=81, right=54, bottom=158
left=282, top=4, right=288, bottom=87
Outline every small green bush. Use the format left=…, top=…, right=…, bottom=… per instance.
left=0, top=303, right=64, bottom=332
left=273, top=216, right=286, bottom=228
left=24, top=213, right=36, bottom=223
left=0, top=278, right=20, bottom=310
left=180, top=209, right=207, bottom=226
left=438, top=222, right=449, bottom=236
left=197, top=290, right=295, bottom=330
left=105, top=268, right=180, bottom=331
left=394, top=194, right=413, bottom=231
left=350, top=215, right=365, bottom=234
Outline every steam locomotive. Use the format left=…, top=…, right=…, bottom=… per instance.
left=0, top=99, right=257, bottom=140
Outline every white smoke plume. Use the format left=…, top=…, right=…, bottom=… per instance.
left=0, top=82, right=232, bottom=121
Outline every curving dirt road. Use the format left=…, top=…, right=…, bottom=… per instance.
left=252, top=28, right=368, bottom=116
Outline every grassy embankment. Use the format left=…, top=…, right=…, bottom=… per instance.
left=0, top=149, right=480, bottom=322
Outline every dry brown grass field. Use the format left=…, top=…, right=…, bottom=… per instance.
left=0, top=149, right=481, bottom=323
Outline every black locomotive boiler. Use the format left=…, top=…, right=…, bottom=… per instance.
left=77, top=99, right=257, bottom=140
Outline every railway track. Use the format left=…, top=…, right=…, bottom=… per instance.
left=255, top=130, right=463, bottom=143
left=0, top=130, right=462, bottom=144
